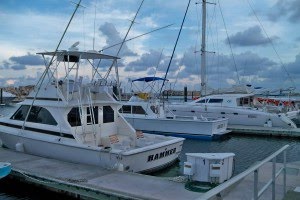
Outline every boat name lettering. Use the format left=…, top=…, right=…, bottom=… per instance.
left=147, top=148, right=176, bottom=162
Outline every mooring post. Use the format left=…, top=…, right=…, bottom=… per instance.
left=184, top=86, right=187, bottom=102
left=0, top=88, right=3, bottom=104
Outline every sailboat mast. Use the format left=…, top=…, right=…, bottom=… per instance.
left=201, top=0, right=207, bottom=96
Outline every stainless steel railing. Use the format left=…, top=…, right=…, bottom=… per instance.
left=196, top=144, right=289, bottom=200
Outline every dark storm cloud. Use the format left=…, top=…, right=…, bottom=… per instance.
left=1, top=52, right=44, bottom=71
left=268, top=0, right=300, bottom=23
left=10, top=64, right=26, bottom=70
left=284, top=54, right=300, bottom=74
left=9, top=53, right=44, bottom=66
left=225, top=26, right=278, bottom=47
left=125, top=49, right=166, bottom=72
left=234, top=51, right=277, bottom=76
left=99, top=22, right=137, bottom=57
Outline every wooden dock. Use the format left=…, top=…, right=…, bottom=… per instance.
left=0, top=148, right=201, bottom=200
left=228, top=125, right=300, bottom=138
left=1, top=147, right=300, bottom=199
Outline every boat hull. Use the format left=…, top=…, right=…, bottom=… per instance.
left=124, top=116, right=229, bottom=139
left=0, top=129, right=183, bottom=173
left=169, top=104, right=296, bottom=128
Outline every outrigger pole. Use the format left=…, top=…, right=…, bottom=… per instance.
left=159, top=0, right=192, bottom=96
left=21, top=0, right=82, bottom=131
left=104, top=0, right=145, bottom=100
left=99, top=24, right=173, bottom=52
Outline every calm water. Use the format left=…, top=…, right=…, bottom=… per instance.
left=1, top=104, right=300, bottom=199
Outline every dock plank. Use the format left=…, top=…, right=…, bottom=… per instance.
left=0, top=148, right=201, bottom=200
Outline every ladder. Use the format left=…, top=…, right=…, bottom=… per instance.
left=86, top=87, right=97, bottom=145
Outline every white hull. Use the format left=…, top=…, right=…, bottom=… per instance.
left=0, top=129, right=183, bottom=173
left=124, top=116, right=228, bottom=137
left=169, top=104, right=296, bottom=129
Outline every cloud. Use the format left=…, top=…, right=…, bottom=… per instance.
left=10, top=64, right=26, bottom=70
left=125, top=49, right=167, bottom=72
left=0, top=75, right=38, bottom=86
left=98, top=22, right=137, bottom=57
left=1, top=52, right=44, bottom=71
left=268, top=0, right=300, bottom=23
left=9, top=53, right=44, bottom=66
left=225, top=26, right=278, bottom=47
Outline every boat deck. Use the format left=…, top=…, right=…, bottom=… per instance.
left=1, top=148, right=300, bottom=199
left=0, top=148, right=201, bottom=200
left=228, top=125, right=300, bottom=138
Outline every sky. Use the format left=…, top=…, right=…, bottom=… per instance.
left=1, top=0, right=300, bottom=93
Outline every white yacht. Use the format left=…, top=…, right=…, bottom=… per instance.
left=167, top=2, right=297, bottom=130
left=120, top=92, right=230, bottom=140
left=168, top=93, right=297, bottom=128
left=0, top=50, right=184, bottom=173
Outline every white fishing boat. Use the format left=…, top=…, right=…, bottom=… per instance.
left=0, top=2, right=185, bottom=173
left=168, top=1, right=297, bottom=130
left=0, top=50, right=185, bottom=173
left=120, top=77, right=230, bottom=140
left=0, top=162, right=11, bottom=179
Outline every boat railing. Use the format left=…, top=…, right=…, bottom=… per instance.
left=196, top=144, right=289, bottom=200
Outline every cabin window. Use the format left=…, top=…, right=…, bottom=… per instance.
left=103, top=106, right=114, bottom=123
left=11, top=105, right=30, bottom=121
left=11, top=105, right=57, bottom=126
left=119, top=105, right=131, bottom=114
left=68, top=107, right=82, bottom=127
left=132, top=106, right=146, bottom=115
left=196, top=99, right=207, bottom=103
left=87, top=106, right=98, bottom=124
left=208, top=99, right=223, bottom=103
left=150, top=105, right=158, bottom=114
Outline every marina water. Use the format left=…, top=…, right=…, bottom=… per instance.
left=1, top=104, right=300, bottom=199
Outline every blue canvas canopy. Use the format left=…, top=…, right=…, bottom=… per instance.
left=132, top=77, right=168, bottom=82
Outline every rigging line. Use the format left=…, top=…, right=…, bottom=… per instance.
left=217, top=0, right=241, bottom=84
left=99, top=24, right=173, bottom=52
left=150, top=48, right=164, bottom=94
left=171, top=52, right=187, bottom=95
left=159, top=0, right=192, bottom=96
left=246, top=0, right=296, bottom=89
left=21, top=0, right=82, bottom=131
left=194, top=3, right=202, bottom=88
left=82, top=8, right=86, bottom=51
left=93, top=1, right=97, bottom=51
left=104, top=0, right=145, bottom=79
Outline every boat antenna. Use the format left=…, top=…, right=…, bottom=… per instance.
left=159, top=0, right=192, bottom=96
left=99, top=24, right=173, bottom=52
left=21, top=0, right=82, bottom=130
left=93, top=1, right=97, bottom=50
left=104, top=0, right=145, bottom=100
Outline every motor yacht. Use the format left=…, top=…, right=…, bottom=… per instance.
left=0, top=50, right=184, bottom=173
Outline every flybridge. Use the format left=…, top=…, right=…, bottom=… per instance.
left=36, top=50, right=120, bottom=61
